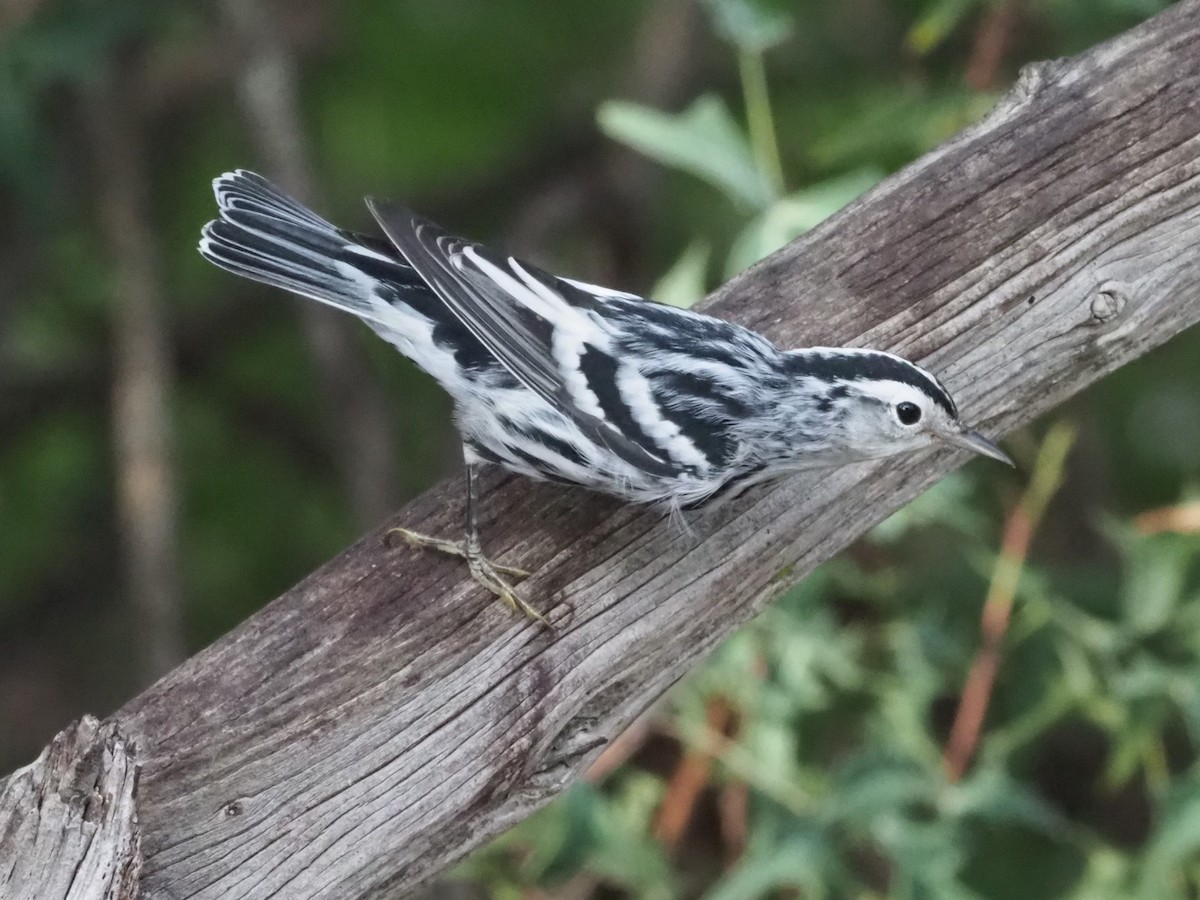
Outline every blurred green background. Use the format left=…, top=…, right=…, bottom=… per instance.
left=2, top=0, right=1199, bottom=897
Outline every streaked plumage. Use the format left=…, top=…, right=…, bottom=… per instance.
left=200, top=170, right=1009, bottom=620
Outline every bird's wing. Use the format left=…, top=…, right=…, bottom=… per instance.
left=367, top=199, right=684, bottom=478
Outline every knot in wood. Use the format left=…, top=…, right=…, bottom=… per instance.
left=222, top=799, right=245, bottom=818
left=1091, top=282, right=1129, bottom=323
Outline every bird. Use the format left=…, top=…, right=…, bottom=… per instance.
left=199, top=169, right=1011, bottom=622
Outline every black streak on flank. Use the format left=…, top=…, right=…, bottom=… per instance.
left=467, top=442, right=505, bottom=465
left=502, top=420, right=590, bottom=469
left=650, top=371, right=747, bottom=467
left=577, top=344, right=665, bottom=459
left=656, top=404, right=736, bottom=467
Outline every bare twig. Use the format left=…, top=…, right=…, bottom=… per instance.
left=965, top=0, right=1019, bottom=92
left=85, top=55, right=186, bottom=681
left=1135, top=501, right=1200, bottom=535
left=943, top=423, right=1076, bottom=782
left=718, top=781, right=749, bottom=865
left=654, top=696, right=734, bottom=849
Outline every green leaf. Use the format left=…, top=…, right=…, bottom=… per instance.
left=874, top=814, right=975, bottom=900
left=1140, top=778, right=1200, bottom=895
left=871, top=471, right=987, bottom=544
left=947, top=767, right=1064, bottom=832
left=510, top=778, right=675, bottom=895
left=520, top=784, right=601, bottom=884
left=809, top=86, right=996, bottom=170
left=830, top=752, right=936, bottom=822
left=1058, top=847, right=1133, bottom=900
left=767, top=606, right=864, bottom=710
left=703, top=829, right=836, bottom=900
left=590, top=774, right=676, bottom=895
left=725, top=168, right=882, bottom=275
left=598, top=95, right=775, bottom=209
left=701, top=0, right=793, bottom=52
left=907, top=0, right=981, bottom=55
left=651, top=241, right=710, bottom=308
left=1118, top=532, right=1198, bottom=635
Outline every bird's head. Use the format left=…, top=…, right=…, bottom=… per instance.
left=781, top=348, right=1012, bottom=467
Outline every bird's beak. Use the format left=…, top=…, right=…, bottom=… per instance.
left=940, top=428, right=1014, bottom=466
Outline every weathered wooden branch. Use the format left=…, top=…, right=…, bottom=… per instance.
left=0, top=718, right=140, bottom=900
left=4, top=3, right=1200, bottom=896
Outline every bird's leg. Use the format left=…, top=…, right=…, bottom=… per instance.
left=386, top=530, right=529, bottom=579
left=385, top=461, right=546, bottom=623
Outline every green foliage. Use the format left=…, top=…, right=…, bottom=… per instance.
left=600, top=36, right=883, bottom=302
left=463, top=779, right=677, bottom=898
left=907, top=0, right=983, bottom=55
left=702, top=0, right=793, bottom=53
left=724, top=168, right=883, bottom=277
left=313, top=0, right=645, bottom=193
left=652, top=241, right=712, bottom=309
left=600, top=96, right=778, bottom=212
left=0, top=0, right=178, bottom=205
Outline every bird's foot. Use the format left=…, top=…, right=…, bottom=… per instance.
left=386, top=528, right=531, bottom=578
left=466, top=552, right=548, bottom=624
left=385, top=527, right=546, bottom=624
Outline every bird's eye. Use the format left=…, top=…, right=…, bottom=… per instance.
left=896, top=401, right=922, bottom=426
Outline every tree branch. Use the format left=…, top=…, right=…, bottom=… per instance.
left=6, top=3, right=1200, bottom=897
left=0, top=717, right=140, bottom=900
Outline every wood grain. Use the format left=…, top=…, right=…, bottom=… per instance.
left=7, top=3, right=1200, bottom=897
left=0, top=717, right=141, bottom=900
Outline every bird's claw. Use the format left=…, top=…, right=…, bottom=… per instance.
left=384, top=526, right=544, bottom=623
left=468, top=555, right=548, bottom=624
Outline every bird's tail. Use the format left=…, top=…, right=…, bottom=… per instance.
left=199, top=170, right=417, bottom=325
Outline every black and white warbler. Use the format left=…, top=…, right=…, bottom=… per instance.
left=200, top=170, right=1011, bottom=621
